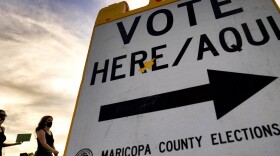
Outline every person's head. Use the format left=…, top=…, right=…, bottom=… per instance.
left=35, top=115, right=53, bottom=132
left=0, top=110, right=7, bottom=125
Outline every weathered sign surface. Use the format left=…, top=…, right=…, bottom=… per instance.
left=65, top=0, right=280, bottom=155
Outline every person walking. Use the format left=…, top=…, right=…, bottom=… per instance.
left=35, top=115, right=59, bottom=156
left=0, top=110, right=22, bottom=156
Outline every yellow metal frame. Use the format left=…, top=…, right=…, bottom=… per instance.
left=95, top=0, right=178, bottom=26
left=63, top=28, right=96, bottom=156
left=272, top=0, right=280, bottom=13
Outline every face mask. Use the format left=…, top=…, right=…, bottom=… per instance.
left=0, top=117, right=5, bottom=121
left=0, top=115, right=6, bottom=121
left=46, top=122, right=52, bottom=128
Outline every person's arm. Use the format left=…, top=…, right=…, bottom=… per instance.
left=51, top=131, right=58, bottom=156
left=53, top=145, right=58, bottom=156
left=37, top=130, right=59, bottom=155
left=1, top=127, right=22, bottom=147
left=2, top=142, right=22, bottom=147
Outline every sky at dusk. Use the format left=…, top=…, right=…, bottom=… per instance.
left=0, top=0, right=279, bottom=156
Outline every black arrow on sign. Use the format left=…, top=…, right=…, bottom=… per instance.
left=99, top=70, right=277, bottom=122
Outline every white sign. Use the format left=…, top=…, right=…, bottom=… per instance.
left=66, top=0, right=280, bottom=155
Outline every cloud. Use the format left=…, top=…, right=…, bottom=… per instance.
left=0, top=0, right=97, bottom=155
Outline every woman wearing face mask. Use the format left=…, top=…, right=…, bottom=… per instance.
left=0, top=110, right=22, bottom=156
left=35, top=115, right=59, bottom=156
